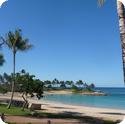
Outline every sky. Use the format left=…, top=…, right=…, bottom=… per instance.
left=0, top=0, right=123, bottom=87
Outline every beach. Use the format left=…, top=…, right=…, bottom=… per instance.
left=0, top=93, right=125, bottom=122
left=36, top=100, right=125, bottom=121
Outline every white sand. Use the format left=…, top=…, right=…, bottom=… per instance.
left=0, top=93, right=125, bottom=121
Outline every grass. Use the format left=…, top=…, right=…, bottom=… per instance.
left=0, top=104, right=31, bottom=116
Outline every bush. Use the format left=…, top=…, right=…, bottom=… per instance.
left=0, top=86, right=8, bottom=94
left=71, top=85, right=79, bottom=93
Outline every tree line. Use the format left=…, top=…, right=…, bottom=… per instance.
left=0, top=70, right=44, bottom=110
left=44, top=78, right=95, bottom=90
left=0, top=70, right=95, bottom=93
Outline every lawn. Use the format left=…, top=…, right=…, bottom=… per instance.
left=0, top=104, right=31, bottom=116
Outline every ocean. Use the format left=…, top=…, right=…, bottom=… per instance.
left=43, top=88, right=125, bottom=110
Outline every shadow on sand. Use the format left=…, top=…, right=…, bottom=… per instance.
left=30, top=110, right=118, bottom=124
left=100, top=112, right=125, bottom=115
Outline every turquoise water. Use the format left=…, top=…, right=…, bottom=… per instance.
left=43, top=88, right=125, bottom=110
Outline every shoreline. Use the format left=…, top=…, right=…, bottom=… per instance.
left=44, top=90, right=107, bottom=96
left=41, top=99, right=125, bottom=111
left=0, top=94, right=125, bottom=121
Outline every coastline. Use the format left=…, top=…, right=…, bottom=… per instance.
left=44, top=90, right=107, bottom=96
left=39, top=99, right=125, bottom=121
left=0, top=93, right=125, bottom=121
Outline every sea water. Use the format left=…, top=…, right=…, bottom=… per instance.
left=43, top=88, right=125, bottom=110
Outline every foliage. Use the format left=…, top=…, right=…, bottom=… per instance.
left=1, top=29, right=33, bottom=108
left=60, top=81, right=66, bottom=89
left=0, top=70, right=44, bottom=110
left=0, top=85, right=7, bottom=93
left=15, top=70, right=44, bottom=99
left=0, top=70, right=95, bottom=94
left=2, top=29, right=32, bottom=53
left=0, top=53, right=5, bottom=66
left=71, top=85, right=79, bottom=93
left=65, top=80, right=73, bottom=87
left=76, top=80, right=84, bottom=87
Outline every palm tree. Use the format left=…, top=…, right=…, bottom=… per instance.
left=52, top=78, right=59, bottom=88
left=76, top=80, right=84, bottom=88
left=1, top=29, right=32, bottom=108
left=98, top=0, right=125, bottom=83
left=65, top=80, right=74, bottom=88
left=0, top=54, right=4, bottom=66
left=60, top=81, right=66, bottom=89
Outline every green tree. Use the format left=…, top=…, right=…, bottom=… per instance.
left=60, top=81, right=66, bottom=89
left=44, top=80, right=52, bottom=89
left=89, top=83, right=95, bottom=89
left=86, top=83, right=95, bottom=91
left=1, top=29, right=32, bottom=108
left=16, top=71, right=44, bottom=111
left=0, top=54, right=4, bottom=66
left=98, top=0, right=125, bottom=83
left=65, top=81, right=73, bottom=88
left=52, top=78, right=59, bottom=88
left=76, top=80, right=84, bottom=88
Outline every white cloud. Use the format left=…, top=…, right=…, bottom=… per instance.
left=0, top=0, right=8, bottom=8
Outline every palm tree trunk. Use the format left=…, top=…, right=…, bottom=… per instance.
left=7, top=51, right=16, bottom=109
left=117, top=1, right=125, bottom=83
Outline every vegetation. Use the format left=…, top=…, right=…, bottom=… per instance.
left=0, top=70, right=44, bottom=110
left=0, top=72, right=95, bottom=95
left=0, top=54, right=5, bottom=66
left=0, top=104, right=31, bottom=116
left=0, top=85, right=7, bottom=94
left=1, top=29, right=32, bottom=108
left=15, top=70, right=44, bottom=110
left=44, top=79, right=95, bottom=92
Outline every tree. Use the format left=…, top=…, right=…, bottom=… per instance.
left=52, top=78, right=59, bottom=88
left=44, top=80, right=52, bottom=89
left=0, top=54, right=4, bottom=66
left=16, top=71, right=44, bottom=111
left=84, top=82, right=88, bottom=89
left=89, top=83, right=95, bottom=89
left=65, top=81, right=74, bottom=88
left=76, top=80, right=84, bottom=88
left=60, top=81, right=66, bottom=89
left=98, top=0, right=125, bottom=83
left=0, top=73, right=11, bottom=94
left=1, top=29, right=32, bottom=108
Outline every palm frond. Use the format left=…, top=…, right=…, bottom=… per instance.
left=0, top=53, right=5, bottom=66
left=2, top=29, right=33, bottom=52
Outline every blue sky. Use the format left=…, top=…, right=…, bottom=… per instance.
left=0, top=0, right=123, bottom=87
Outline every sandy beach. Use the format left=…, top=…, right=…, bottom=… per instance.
left=0, top=93, right=125, bottom=122
left=36, top=100, right=125, bottom=121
